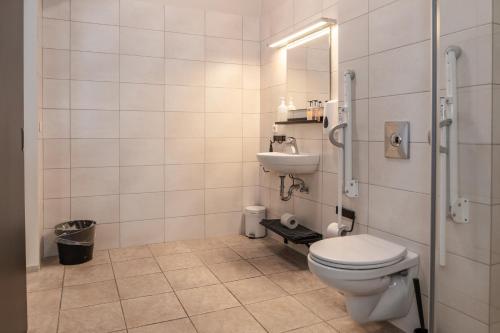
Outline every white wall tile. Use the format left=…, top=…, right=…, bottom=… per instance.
left=71, top=110, right=119, bottom=138
left=165, top=32, right=205, bottom=61
left=120, top=165, right=164, bottom=193
left=71, top=81, right=119, bottom=110
left=71, top=0, right=119, bottom=25
left=120, top=192, right=164, bottom=222
left=71, top=167, right=119, bottom=197
left=119, top=139, right=164, bottom=166
left=43, top=109, right=70, bottom=139
left=120, top=27, right=164, bottom=57
left=369, top=41, right=430, bottom=97
left=71, top=139, right=119, bottom=167
left=164, top=6, right=205, bottom=35
left=243, top=65, right=260, bottom=89
left=165, top=190, right=205, bottom=217
left=243, top=90, right=260, bottom=113
left=243, top=16, right=260, bottom=41
left=43, top=19, right=70, bottom=49
left=205, top=188, right=243, bottom=213
left=205, top=113, right=242, bottom=138
left=71, top=195, right=120, bottom=223
left=43, top=79, right=69, bottom=109
left=206, top=11, right=242, bottom=39
left=165, top=59, right=205, bottom=86
left=165, top=138, right=204, bottom=164
left=43, top=0, right=70, bottom=20
left=44, top=169, right=70, bottom=199
left=165, top=164, right=205, bottom=191
left=243, top=138, right=259, bottom=162
left=71, top=22, right=119, bottom=53
left=120, top=83, right=164, bottom=111
left=206, top=37, right=243, bottom=64
left=205, top=88, right=242, bottom=113
left=338, top=0, right=368, bottom=23
left=294, top=0, right=323, bottom=23
left=205, top=163, right=243, bottom=188
left=205, top=212, right=243, bottom=237
left=120, top=220, right=165, bottom=247
left=243, top=114, right=260, bottom=138
left=206, top=138, right=243, bottom=163
left=206, top=63, right=242, bottom=88
left=165, top=85, right=204, bottom=112
left=369, top=0, right=430, bottom=54
left=243, top=41, right=261, bottom=66
left=120, top=55, right=165, bottom=84
left=43, top=198, right=70, bottom=228
left=440, top=0, right=492, bottom=36
left=120, top=0, right=164, bottom=30
left=120, top=111, right=164, bottom=138
left=70, top=51, right=119, bottom=82
left=44, top=139, right=70, bottom=169
left=94, top=223, right=120, bottom=250
left=165, top=112, right=204, bottom=138
left=339, top=14, right=368, bottom=62
left=243, top=162, right=260, bottom=186
left=165, top=215, right=205, bottom=241
left=43, top=49, right=69, bottom=79
left=459, top=144, right=492, bottom=204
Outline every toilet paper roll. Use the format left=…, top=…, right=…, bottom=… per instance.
left=280, top=213, right=298, bottom=229
left=326, top=223, right=347, bottom=237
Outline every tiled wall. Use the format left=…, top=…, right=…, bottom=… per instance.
left=40, top=0, right=261, bottom=255
left=259, top=0, right=497, bottom=332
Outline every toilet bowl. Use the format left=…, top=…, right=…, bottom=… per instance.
left=308, top=234, right=419, bottom=324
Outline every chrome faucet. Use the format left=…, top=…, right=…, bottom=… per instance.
left=285, top=137, right=299, bottom=154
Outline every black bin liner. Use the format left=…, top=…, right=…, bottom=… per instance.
left=54, top=220, right=96, bottom=265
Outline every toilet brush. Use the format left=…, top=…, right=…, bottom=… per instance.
left=413, top=278, right=428, bottom=333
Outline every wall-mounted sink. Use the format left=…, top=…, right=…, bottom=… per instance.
left=257, top=152, right=320, bottom=174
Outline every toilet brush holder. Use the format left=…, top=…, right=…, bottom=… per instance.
left=413, top=278, right=428, bottom=333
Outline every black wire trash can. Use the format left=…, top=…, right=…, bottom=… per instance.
left=54, top=220, right=96, bottom=265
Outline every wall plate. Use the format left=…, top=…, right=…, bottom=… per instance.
left=384, top=121, right=410, bottom=159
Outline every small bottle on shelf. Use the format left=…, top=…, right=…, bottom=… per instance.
left=306, top=101, right=313, bottom=121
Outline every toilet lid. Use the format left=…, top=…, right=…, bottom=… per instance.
left=309, top=234, right=407, bottom=269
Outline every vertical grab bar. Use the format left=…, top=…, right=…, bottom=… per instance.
left=341, top=70, right=358, bottom=198
left=439, top=46, right=469, bottom=267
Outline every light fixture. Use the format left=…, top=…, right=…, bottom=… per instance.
left=268, top=18, right=336, bottom=49
left=286, top=27, right=330, bottom=49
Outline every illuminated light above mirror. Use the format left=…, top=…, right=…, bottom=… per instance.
left=268, top=18, right=336, bottom=49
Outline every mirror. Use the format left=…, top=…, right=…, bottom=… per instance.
left=286, top=33, right=331, bottom=117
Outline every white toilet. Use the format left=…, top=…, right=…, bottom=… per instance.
left=308, top=234, right=419, bottom=323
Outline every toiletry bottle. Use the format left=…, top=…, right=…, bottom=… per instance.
left=318, top=101, right=323, bottom=122
left=306, top=101, right=313, bottom=120
left=313, top=100, right=319, bottom=121
left=287, top=97, right=296, bottom=111
left=277, top=97, right=288, bottom=122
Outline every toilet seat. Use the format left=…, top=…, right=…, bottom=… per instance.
left=309, top=234, right=407, bottom=270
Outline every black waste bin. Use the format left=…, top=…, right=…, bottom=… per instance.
left=54, top=220, right=96, bottom=265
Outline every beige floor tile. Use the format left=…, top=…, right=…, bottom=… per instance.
left=27, top=289, right=61, bottom=316
left=109, top=246, right=152, bottom=262
left=269, top=270, right=325, bottom=294
left=230, top=244, right=280, bottom=259
left=116, top=272, right=172, bottom=299
left=64, top=263, right=114, bottom=286
left=294, top=288, right=347, bottom=321
left=195, top=247, right=242, bottom=264
left=156, top=252, right=204, bottom=271
left=182, top=238, right=227, bottom=251
left=112, top=257, right=160, bottom=278
left=78, top=250, right=111, bottom=267
left=149, top=241, right=191, bottom=256
left=249, top=255, right=303, bottom=275
left=191, top=306, right=266, bottom=333
left=28, top=312, right=59, bottom=333
left=128, top=318, right=196, bottom=333
left=224, top=276, right=287, bottom=304
left=61, top=280, right=119, bottom=310
left=209, top=260, right=261, bottom=282
left=165, top=266, right=219, bottom=290
left=58, top=301, right=125, bottom=333
left=288, top=322, right=338, bottom=333
left=327, top=317, right=403, bottom=333
left=176, top=284, right=240, bottom=316
left=246, top=296, right=322, bottom=333
left=27, top=265, right=64, bottom=292
left=121, top=293, right=186, bottom=328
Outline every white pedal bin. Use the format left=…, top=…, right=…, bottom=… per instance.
left=244, top=206, right=266, bottom=238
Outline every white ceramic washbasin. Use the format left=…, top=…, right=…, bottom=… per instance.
left=257, top=152, right=320, bottom=174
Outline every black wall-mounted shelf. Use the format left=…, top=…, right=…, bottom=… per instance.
left=275, top=117, right=323, bottom=125
left=260, top=219, right=323, bottom=247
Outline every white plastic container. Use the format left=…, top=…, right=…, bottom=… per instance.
left=244, top=206, right=266, bottom=238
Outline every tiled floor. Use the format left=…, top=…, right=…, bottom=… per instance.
left=26, top=235, right=403, bottom=333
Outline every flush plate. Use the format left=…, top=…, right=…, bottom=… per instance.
left=384, top=121, right=410, bottom=159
